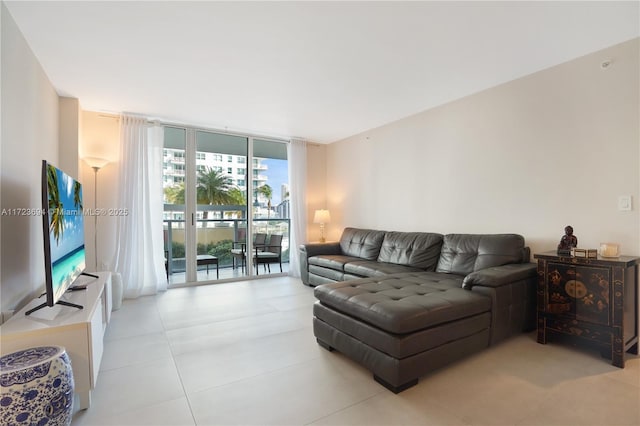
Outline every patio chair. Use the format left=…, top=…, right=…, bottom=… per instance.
left=254, top=234, right=283, bottom=275
left=231, top=232, right=267, bottom=272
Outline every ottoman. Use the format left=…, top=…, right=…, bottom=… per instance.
left=313, top=272, right=492, bottom=392
left=0, top=346, right=74, bottom=426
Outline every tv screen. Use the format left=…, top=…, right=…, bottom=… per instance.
left=41, top=160, right=87, bottom=307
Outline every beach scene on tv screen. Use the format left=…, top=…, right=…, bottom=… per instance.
left=47, top=164, right=86, bottom=301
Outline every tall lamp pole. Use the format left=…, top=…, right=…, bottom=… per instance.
left=83, top=157, right=109, bottom=271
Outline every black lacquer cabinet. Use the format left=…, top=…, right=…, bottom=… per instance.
left=534, top=251, right=639, bottom=367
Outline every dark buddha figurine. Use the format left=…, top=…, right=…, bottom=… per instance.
left=557, top=225, right=577, bottom=255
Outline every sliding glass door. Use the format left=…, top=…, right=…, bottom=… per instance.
left=252, top=139, right=290, bottom=276
left=163, top=127, right=187, bottom=285
left=163, top=126, right=289, bottom=286
left=194, top=131, right=248, bottom=283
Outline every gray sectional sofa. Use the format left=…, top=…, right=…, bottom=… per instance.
left=299, top=227, right=537, bottom=392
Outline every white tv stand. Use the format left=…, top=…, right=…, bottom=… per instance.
left=0, top=272, right=112, bottom=410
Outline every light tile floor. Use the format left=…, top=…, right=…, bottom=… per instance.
left=73, top=276, right=640, bottom=425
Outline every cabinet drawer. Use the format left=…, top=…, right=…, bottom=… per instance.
left=545, top=317, right=612, bottom=346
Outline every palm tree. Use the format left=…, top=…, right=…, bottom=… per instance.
left=47, top=165, right=64, bottom=245
left=197, top=167, right=234, bottom=225
left=73, top=181, right=83, bottom=209
left=256, top=184, right=273, bottom=218
left=164, top=183, right=185, bottom=205
left=227, top=187, right=246, bottom=218
left=164, top=169, right=236, bottom=221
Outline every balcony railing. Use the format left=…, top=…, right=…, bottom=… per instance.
left=163, top=217, right=290, bottom=277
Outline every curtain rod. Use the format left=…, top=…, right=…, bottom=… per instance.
left=103, top=111, right=313, bottom=144
left=154, top=119, right=292, bottom=144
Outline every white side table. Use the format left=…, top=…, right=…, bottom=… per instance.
left=0, top=272, right=112, bottom=409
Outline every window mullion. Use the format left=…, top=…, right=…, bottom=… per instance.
left=185, top=128, right=197, bottom=282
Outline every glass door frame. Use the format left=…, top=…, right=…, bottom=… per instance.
left=184, top=128, right=196, bottom=283
left=167, top=124, right=288, bottom=285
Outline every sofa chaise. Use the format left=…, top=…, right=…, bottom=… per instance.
left=299, top=228, right=537, bottom=392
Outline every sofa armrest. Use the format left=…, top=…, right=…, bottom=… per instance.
left=301, top=242, right=341, bottom=257
left=462, top=263, right=537, bottom=289
left=464, top=263, right=538, bottom=344
left=298, top=243, right=342, bottom=286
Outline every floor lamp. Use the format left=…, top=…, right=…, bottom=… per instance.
left=83, top=157, right=109, bottom=271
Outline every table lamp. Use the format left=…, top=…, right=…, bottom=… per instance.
left=313, top=209, right=331, bottom=243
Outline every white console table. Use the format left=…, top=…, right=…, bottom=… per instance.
left=0, top=272, right=112, bottom=410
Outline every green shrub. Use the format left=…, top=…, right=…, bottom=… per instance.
left=168, top=238, right=287, bottom=268
left=195, top=239, right=234, bottom=266
left=170, top=242, right=185, bottom=258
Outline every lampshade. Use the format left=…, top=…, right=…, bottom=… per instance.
left=83, top=157, right=110, bottom=170
left=313, top=209, right=331, bottom=224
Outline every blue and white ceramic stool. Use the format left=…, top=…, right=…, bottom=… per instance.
left=0, top=346, right=74, bottom=426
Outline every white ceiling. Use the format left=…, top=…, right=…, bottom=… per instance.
left=5, top=1, right=639, bottom=143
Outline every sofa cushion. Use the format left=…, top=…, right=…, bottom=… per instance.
left=339, top=228, right=386, bottom=260
left=314, top=272, right=489, bottom=334
left=314, top=302, right=491, bottom=358
left=309, top=265, right=346, bottom=282
left=377, top=232, right=443, bottom=270
left=436, top=234, right=526, bottom=276
left=344, top=260, right=424, bottom=277
left=308, top=255, right=362, bottom=272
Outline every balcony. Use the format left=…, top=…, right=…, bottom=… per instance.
left=252, top=163, right=267, bottom=171
left=163, top=217, right=290, bottom=286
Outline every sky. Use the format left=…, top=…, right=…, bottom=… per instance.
left=262, top=158, right=288, bottom=205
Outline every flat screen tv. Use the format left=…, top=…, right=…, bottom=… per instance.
left=26, top=161, right=95, bottom=315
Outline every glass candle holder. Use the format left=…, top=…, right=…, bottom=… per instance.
left=599, top=243, right=620, bottom=258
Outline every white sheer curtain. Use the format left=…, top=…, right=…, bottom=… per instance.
left=287, top=139, right=308, bottom=278
left=113, top=114, right=168, bottom=298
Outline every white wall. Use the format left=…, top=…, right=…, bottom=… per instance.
left=305, top=143, right=327, bottom=242
left=1, top=2, right=60, bottom=311
left=325, top=38, right=640, bottom=256
left=58, top=97, right=80, bottom=179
